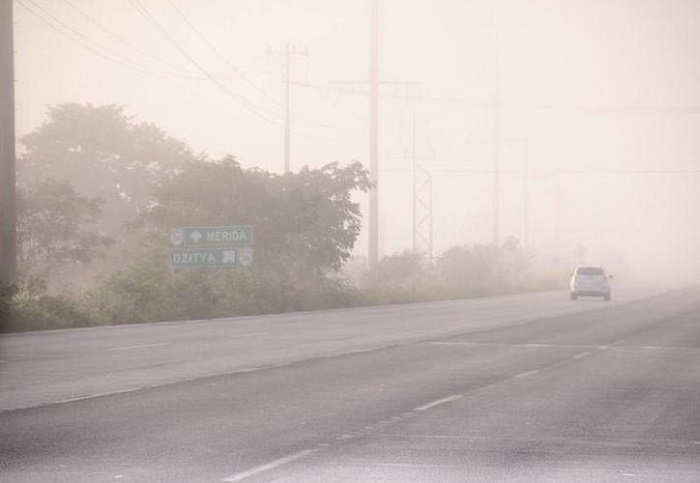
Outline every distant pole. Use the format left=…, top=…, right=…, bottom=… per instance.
left=428, top=168, right=433, bottom=263
left=284, top=42, right=291, bottom=173
left=492, top=1, right=501, bottom=247
left=369, top=0, right=379, bottom=268
left=412, top=111, right=417, bottom=253
left=522, top=149, right=530, bottom=252
left=0, top=0, right=16, bottom=285
left=554, top=171, right=561, bottom=259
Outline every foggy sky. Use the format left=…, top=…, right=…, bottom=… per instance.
left=13, top=0, right=700, bottom=280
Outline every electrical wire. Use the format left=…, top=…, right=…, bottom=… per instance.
left=164, top=0, right=357, bottom=132
left=128, top=0, right=282, bottom=125
left=295, top=81, right=700, bottom=114
left=17, top=0, right=202, bottom=80
left=63, top=0, right=204, bottom=80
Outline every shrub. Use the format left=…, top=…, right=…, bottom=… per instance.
left=2, top=280, right=93, bottom=332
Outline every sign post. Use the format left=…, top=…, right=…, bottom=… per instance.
left=170, top=226, right=254, bottom=268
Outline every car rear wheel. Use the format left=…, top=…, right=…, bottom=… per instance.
left=570, top=293, right=578, bottom=300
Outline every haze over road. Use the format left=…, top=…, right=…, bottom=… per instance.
left=2, top=285, right=699, bottom=481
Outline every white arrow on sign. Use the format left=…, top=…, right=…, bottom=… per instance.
left=190, top=230, right=203, bottom=243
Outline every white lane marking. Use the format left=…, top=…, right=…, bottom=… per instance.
left=339, top=344, right=395, bottom=356
left=573, top=351, right=592, bottom=360
left=55, top=394, right=99, bottom=404
left=429, top=341, right=479, bottom=346
left=110, top=343, right=167, bottom=351
left=230, top=332, right=270, bottom=339
left=430, top=341, right=613, bottom=351
left=515, top=369, right=541, bottom=378
left=220, top=449, right=317, bottom=482
left=54, top=388, right=141, bottom=405
left=414, top=394, right=463, bottom=412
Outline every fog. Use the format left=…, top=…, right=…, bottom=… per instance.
left=14, top=0, right=700, bottom=282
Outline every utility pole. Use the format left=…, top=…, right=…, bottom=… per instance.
left=554, top=171, right=562, bottom=260
left=492, top=1, right=501, bottom=247
left=0, top=0, right=16, bottom=285
left=369, top=0, right=379, bottom=268
left=284, top=43, right=291, bottom=173
left=334, top=2, right=419, bottom=268
left=522, top=149, right=529, bottom=253
left=269, top=43, right=306, bottom=173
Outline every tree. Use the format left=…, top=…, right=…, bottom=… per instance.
left=16, top=179, right=112, bottom=281
left=144, top=156, right=372, bottom=284
left=19, top=103, right=195, bottom=238
left=17, top=103, right=196, bottom=287
left=84, top=157, right=371, bottom=322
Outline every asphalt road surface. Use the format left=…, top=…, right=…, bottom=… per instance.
left=1, top=285, right=699, bottom=482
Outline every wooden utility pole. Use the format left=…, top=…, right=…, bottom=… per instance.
left=0, top=0, right=16, bottom=284
left=492, top=1, right=501, bottom=247
left=369, top=0, right=379, bottom=268
left=284, top=43, right=291, bottom=173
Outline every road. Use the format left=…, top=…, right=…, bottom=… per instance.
left=1, top=285, right=699, bottom=481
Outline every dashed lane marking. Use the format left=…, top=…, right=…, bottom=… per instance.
left=220, top=449, right=318, bottom=482
left=110, top=343, right=168, bottom=351
left=414, top=395, right=463, bottom=412
left=515, top=369, right=541, bottom=378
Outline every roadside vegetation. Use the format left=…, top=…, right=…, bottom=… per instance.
left=4, top=104, right=565, bottom=332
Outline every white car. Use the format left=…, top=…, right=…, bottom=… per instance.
left=569, top=266, right=612, bottom=301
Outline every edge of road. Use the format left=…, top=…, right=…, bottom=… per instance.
left=1, top=283, right=691, bottom=339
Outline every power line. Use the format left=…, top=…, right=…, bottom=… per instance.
left=293, top=80, right=700, bottom=114
left=522, top=103, right=700, bottom=114
left=164, top=0, right=281, bottom=106
left=63, top=0, right=204, bottom=80
left=165, top=0, right=354, bottom=133
left=128, top=0, right=281, bottom=125
left=22, top=0, right=341, bottom=141
left=379, top=166, right=700, bottom=176
left=17, top=0, right=201, bottom=80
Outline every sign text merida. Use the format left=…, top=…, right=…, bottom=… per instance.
left=170, top=225, right=253, bottom=247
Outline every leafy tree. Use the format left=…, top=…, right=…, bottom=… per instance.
left=17, top=103, right=196, bottom=287
left=16, top=179, right=112, bottom=281
left=143, top=156, right=372, bottom=284
left=19, top=103, right=195, bottom=239
left=86, top=157, right=371, bottom=323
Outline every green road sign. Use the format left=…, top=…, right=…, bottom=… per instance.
left=170, top=225, right=253, bottom=247
left=170, top=247, right=253, bottom=268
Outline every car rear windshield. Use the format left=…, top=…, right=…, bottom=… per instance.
left=577, top=267, right=604, bottom=276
